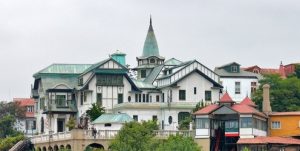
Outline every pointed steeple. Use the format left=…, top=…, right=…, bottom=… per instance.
left=142, top=16, right=159, bottom=57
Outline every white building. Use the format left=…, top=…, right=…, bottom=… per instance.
left=32, top=18, right=223, bottom=134
left=214, top=62, right=262, bottom=102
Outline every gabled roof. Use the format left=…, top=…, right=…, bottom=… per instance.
left=240, top=96, right=256, bottom=107
left=14, top=98, right=35, bottom=106
left=80, top=57, right=127, bottom=76
left=219, top=92, right=234, bottom=103
left=92, top=113, right=133, bottom=124
left=34, top=63, right=92, bottom=77
left=193, top=104, right=220, bottom=115
left=231, top=104, right=267, bottom=118
left=215, top=68, right=262, bottom=79
left=217, top=62, right=241, bottom=69
left=164, top=58, right=182, bottom=66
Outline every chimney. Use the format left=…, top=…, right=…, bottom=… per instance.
left=262, top=84, right=272, bottom=114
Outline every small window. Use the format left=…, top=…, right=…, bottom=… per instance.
left=162, top=93, right=165, bottom=102
left=118, top=94, right=123, bottom=104
left=150, top=96, right=152, bottom=102
left=142, top=94, right=145, bottom=102
left=139, top=94, right=142, bottom=102
left=141, top=70, right=147, bottom=78
left=271, top=121, right=281, bottom=129
left=194, top=87, right=197, bottom=94
left=135, top=94, right=138, bottom=102
left=235, top=82, right=241, bottom=94
left=179, top=90, right=186, bottom=100
left=146, top=94, right=149, bottom=102
left=97, top=93, right=102, bottom=106
left=104, top=123, right=112, bottom=127
left=156, top=95, right=160, bottom=102
left=78, top=78, right=83, bottom=86
left=150, top=58, right=155, bottom=63
left=168, top=116, right=173, bottom=124
left=133, top=115, right=138, bottom=121
left=231, top=66, right=238, bottom=72
left=128, top=96, right=131, bottom=102
left=152, top=115, right=158, bottom=121
left=251, top=82, right=257, bottom=94
left=195, top=118, right=209, bottom=129
left=205, top=91, right=212, bottom=101
left=241, top=117, right=252, bottom=128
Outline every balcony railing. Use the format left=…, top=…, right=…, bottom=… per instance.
left=30, top=129, right=195, bottom=144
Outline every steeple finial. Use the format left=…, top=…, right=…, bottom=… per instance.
left=150, top=15, right=152, bottom=26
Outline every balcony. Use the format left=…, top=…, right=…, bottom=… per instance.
left=43, top=100, right=77, bottom=114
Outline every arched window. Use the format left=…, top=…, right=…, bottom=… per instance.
left=128, top=96, right=131, bottom=102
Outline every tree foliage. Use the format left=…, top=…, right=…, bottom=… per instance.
left=0, top=134, right=24, bottom=151
left=156, top=135, right=201, bottom=151
left=253, top=74, right=300, bottom=112
left=110, top=120, right=158, bottom=151
left=110, top=120, right=201, bottom=151
left=66, top=116, right=76, bottom=131
left=0, top=101, right=26, bottom=119
left=85, top=103, right=105, bottom=122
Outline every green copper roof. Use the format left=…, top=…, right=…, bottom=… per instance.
left=35, top=64, right=92, bottom=76
left=92, top=113, right=133, bottom=124
left=142, top=17, right=160, bottom=58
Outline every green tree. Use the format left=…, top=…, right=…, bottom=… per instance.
left=156, top=135, right=201, bottom=151
left=66, top=116, right=76, bottom=131
left=253, top=74, right=300, bottom=112
left=109, top=120, right=158, bottom=151
left=85, top=103, right=105, bottom=122
left=0, top=134, right=24, bottom=151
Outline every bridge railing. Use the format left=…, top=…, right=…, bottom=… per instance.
left=153, top=130, right=195, bottom=138
left=84, top=130, right=119, bottom=139
left=30, top=129, right=195, bottom=144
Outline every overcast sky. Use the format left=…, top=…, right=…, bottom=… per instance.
left=0, top=0, right=300, bottom=101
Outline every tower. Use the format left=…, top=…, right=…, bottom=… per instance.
left=134, top=17, right=165, bottom=79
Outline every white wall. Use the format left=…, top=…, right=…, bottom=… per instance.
left=220, top=77, right=258, bottom=102
left=170, top=72, right=220, bottom=103
left=94, top=123, right=123, bottom=131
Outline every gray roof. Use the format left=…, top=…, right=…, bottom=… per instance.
left=132, top=79, right=156, bottom=89
left=217, top=62, right=241, bottom=69
left=164, top=58, right=182, bottom=66
left=215, top=68, right=262, bottom=79
left=144, top=65, right=164, bottom=83
left=92, top=113, right=133, bottom=124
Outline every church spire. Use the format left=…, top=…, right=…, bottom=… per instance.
left=142, top=16, right=159, bottom=57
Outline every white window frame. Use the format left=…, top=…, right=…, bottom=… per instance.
left=271, top=121, right=281, bottom=129
left=235, top=81, right=241, bottom=94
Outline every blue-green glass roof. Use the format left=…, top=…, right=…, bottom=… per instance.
left=142, top=18, right=160, bottom=58
left=92, top=113, right=133, bottom=124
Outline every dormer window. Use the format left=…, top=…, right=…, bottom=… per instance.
left=231, top=65, right=238, bottom=72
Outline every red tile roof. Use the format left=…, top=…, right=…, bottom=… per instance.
left=193, top=104, right=219, bottom=115
left=219, top=92, right=234, bottom=103
left=232, top=104, right=267, bottom=118
left=269, top=112, right=300, bottom=116
left=13, top=98, right=35, bottom=106
left=237, top=136, right=300, bottom=145
left=240, top=96, right=256, bottom=107
left=13, top=98, right=35, bottom=118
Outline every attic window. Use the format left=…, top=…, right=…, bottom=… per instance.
left=231, top=66, right=238, bottom=72
left=150, top=58, right=155, bottom=63
left=104, top=123, right=112, bottom=127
